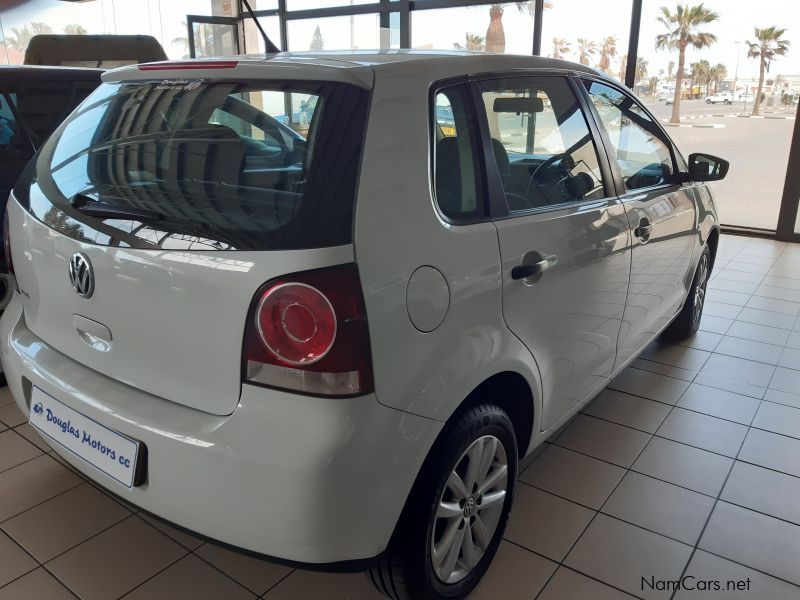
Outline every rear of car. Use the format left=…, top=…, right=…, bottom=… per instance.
left=0, top=59, right=440, bottom=564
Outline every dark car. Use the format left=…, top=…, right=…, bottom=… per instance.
left=0, top=66, right=103, bottom=308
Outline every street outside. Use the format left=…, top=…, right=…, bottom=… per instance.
left=642, top=99, right=798, bottom=230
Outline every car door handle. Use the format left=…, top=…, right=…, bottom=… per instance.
left=511, top=254, right=558, bottom=280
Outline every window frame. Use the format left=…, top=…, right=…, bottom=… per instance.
left=577, top=75, right=688, bottom=198
left=468, top=70, right=619, bottom=220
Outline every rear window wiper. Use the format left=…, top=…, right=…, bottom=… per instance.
left=70, top=193, right=164, bottom=221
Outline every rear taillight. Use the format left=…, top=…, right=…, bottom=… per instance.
left=244, top=264, right=374, bottom=397
left=2, top=208, right=19, bottom=293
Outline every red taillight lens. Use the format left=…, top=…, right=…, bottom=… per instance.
left=256, top=283, right=337, bottom=366
left=2, top=208, right=19, bottom=293
left=244, top=264, right=374, bottom=397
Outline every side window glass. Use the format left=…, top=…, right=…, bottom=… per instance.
left=478, top=76, right=606, bottom=212
left=433, top=86, right=483, bottom=221
left=0, top=93, right=21, bottom=149
left=584, top=80, right=675, bottom=191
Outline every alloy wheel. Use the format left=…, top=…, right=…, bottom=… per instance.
left=430, top=435, right=508, bottom=584
left=693, top=253, right=709, bottom=327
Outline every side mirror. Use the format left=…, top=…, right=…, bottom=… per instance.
left=686, top=152, right=729, bottom=182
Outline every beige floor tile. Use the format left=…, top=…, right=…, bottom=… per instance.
left=693, top=372, right=765, bottom=400
left=715, top=335, right=784, bottom=365
left=0, top=430, right=42, bottom=473
left=2, top=482, right=131, bottom=562
left=504, top=485, right=594, bottom=561
left=263, top=570, right=381, bottom=600
left=122, top=554, right=255, bottom=599
left=699, top=502, right=800, bottom=586
left=565, top=514, right=692, bottom=600
left=764, top=388, right=800, bottom=409
left=631, top=358, right=697, bottom=382
left=721, top=461, right=800, bottom=525
left=139, top=513, right=203, bottom=550
left=677, top=384, right=760, bottom=425
left=753, top=401, right=800, bottom=439
left=674, top=550, right=800, bottom=599
left=520, top=445, right=625, bottom=509
left=655, top=407, right=748, bottom=458
left=46, top=516, right=187, bottom=600
left=737, top=307, right=796, bottom=329
left=701, top=354, right=775, bottom=388
left=555, top=415, right=651, bottom=468
left=639, top=343, right=712, bottom=371
left=769, top=366, right=800, bottom=395
left=739, top=428, right=800, bottom=478
left=0, top=402, right=26, bottom=428
left=726, top=321, right=789, bottom=346
left=0, top=567, right=75, bottom=600
left=0, top=387, right=14, bottom=408
left=0, top=530, right=37, bottom=587
left=698, top=315, right=733, bottom=335
left=609, top=368, right=690, bottom=405
left=539, top=567, right=636, bottom=600
left=583, top=390, right=672, bottom=433
left=470, top=541, right=557, bottom=600
left=194, top=542, right=293, bottom=596
left=602, top=472, right=715, bottom=545
left=0, top=455, right=82, bottom=521
left=673, top=330, right=723, bottom=352
left=632, top=437, right=733, bottom=497
left=13, top=423, right=52, bottom=452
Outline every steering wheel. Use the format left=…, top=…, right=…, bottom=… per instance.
left=527, top=153, right=577, bottom=207
left=530, top=152, right=575, bottom=182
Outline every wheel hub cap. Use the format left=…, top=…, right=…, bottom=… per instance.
left=431, top=435, right=509, bottom=585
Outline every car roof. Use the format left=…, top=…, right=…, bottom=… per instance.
left=105, top=50, right=606, bottom=89
left=0, top=65, right=104, bottom=81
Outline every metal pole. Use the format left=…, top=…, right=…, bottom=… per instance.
left=625, top=0, right=643, bottom=89
left=532, top=0, right=544, bottom=56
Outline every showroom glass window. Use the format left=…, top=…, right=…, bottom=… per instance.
left=584, top=80, right=675, bottom=191
left=432, top=84, right=485, bottom=222
left=477, top=76, right=607, bottom=212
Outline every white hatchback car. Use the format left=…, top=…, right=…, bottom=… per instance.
left=1, top=52, right=727, bottom=599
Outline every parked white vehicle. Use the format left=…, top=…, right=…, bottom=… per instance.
left=0, top=51, right=727, bottom=599
left=705, top=91, right=735, bottom=104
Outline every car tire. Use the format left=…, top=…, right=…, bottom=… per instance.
left=706, top=99, right=711, bottom=104
left=725, top=100, right=731, bottom=105
left=662, top=245, right=711, bottom=341
left=368, top=404, right=518, bottom=600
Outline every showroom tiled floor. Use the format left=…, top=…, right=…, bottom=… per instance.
left=3, top=234, right=800, bottom=598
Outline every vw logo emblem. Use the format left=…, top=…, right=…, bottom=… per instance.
left=68, top=253, right=94, bottom=299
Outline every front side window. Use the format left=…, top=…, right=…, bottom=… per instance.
left=0, top=93, right=22, bottom=150
left=17, top=80, right=369, bottom=251
left=478, top=76, right=606, bottom=212
left=433, top=85, right=484, bottom=221
left=584, top=80, right=675, bottom=191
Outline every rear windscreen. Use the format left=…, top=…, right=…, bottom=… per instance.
left=16, top=79, right=369, bottom=251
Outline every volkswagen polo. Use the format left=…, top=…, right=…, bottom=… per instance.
left=0, top=51, right=726, bottom=599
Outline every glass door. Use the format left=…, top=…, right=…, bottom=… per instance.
left=187, top=15, right=240, bottom=58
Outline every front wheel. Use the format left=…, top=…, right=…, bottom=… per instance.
left=662, top=245, right=711, bottom=341
left=369, top=405, right=518, bottom=600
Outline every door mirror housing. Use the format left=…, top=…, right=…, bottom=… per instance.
left=684, top=153, right=729, bottom=182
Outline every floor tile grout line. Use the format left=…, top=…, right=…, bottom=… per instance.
left=668, top=358, right=769, bottom=600
left=39, top=512, right=138, bottom=568
left=533, top=390, right=668, bottom=600
left=258, top=568, right=297, bottom=598
left=112, top=547, right=192, bottom=600
left=685, top=547, right=800, bottom=592
left=189, top=546, right=284, bottom=597
left=0, top=477, right=85, bottom=526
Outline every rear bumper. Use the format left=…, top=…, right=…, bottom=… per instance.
left=0, top=297, right=442, bottom=564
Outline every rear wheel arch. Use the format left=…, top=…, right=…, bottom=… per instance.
left=706, top=226, right=720, bottom=272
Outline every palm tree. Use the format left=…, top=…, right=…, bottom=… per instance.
left=691, top=59, right=711, bottom=97
left=747, top=26, right=790, bottom=116
left=576, top=38, right=597, bottom=66
left=485, top=2, right=550, bottom=53
left=636, top=56, right=649, bottom=82
left=668, top=60, right=676, bottom=80
left=655, top=3, right=719, bottom=123
left=63, top=24, right=88, bottom=35
left=598, top=36, right=617, bottom=73
left=7, top=22, right=53, bottom=54
left=618, top=54, right=628, bottom=81
left=552, top=37, right=570, bottom=59
left=709, top=63, right=727, bottom=93
left=454, top=33, right=486, bottom=52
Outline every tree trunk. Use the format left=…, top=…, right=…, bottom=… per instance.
left=670, top=44, right=686, bottom=123
left=485, top=6, right=506, bottom=53
left=752, top=54, right=766, bottom=116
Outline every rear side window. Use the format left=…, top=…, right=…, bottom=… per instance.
left=432, top=85, right=485, bottom=221
left=0, top=93, right=29, bottom=154
left=18, top=79, right=369, bottom=251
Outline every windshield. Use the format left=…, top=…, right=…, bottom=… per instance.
left=15, top=79, right=369, bottom=251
